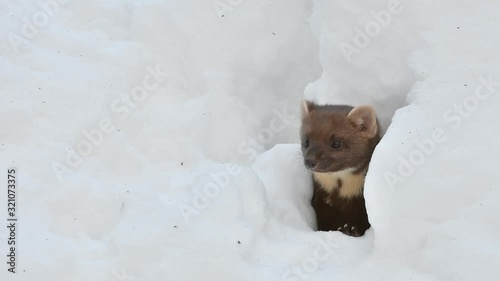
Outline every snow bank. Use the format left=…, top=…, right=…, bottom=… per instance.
left=1, top=0, right=500, bottom=280
left=305, top=0, right=420, bottom=131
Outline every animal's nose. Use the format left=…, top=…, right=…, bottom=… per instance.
left=305, top=158, right=317, bottom=169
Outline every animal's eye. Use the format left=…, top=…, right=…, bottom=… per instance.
left=331, top=140, right=342, bottom=149
left=303, top=138, right=310, bottom=148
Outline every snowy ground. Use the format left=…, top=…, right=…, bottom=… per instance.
left=1, top=0, right=500, bottom=280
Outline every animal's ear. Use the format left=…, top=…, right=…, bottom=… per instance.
left=347, top=105, right=378, bottom=138
left=301, top=100, right=315, bottom=118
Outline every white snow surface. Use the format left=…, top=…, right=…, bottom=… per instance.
left=1, top=0, right=500, bottom=280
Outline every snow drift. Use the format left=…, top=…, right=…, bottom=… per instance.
left=1, top=0, right=500, bottom=280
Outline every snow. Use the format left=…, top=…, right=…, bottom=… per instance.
left=1, top=0, right=500, bottom=280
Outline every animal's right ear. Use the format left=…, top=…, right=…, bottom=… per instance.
left=301, top=100, right=314, bottom=118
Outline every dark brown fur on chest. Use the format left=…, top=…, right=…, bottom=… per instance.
left=311, top=179, right=370, bottom=236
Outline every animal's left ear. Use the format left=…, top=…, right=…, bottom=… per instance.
left=347, top=105, right=378, bottom=138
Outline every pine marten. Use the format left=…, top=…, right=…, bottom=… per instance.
left=300, top=100, right=380, bottom=237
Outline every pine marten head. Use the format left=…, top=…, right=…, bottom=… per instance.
left=300, top=100, right=381, bottom=174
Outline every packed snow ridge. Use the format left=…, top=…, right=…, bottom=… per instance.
left=1, top=0, right=499, bottom=281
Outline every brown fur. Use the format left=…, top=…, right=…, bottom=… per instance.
left=300, top=100, right=381, bottom=237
